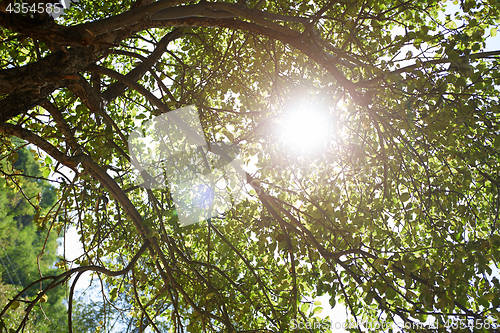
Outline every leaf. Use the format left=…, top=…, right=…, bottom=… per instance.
left=142, top=217, right=154, bottom=227
left=76, top=104, right=87, bottom=113
left=8, top=152, right=18, bottom=164
left=400, top=193, right=411, bottom=202
left=483, top=292, right=495, bottom=301
left=33, top=208, right=41, bottom=227
left=445, top=20, right=457, bottom=29
left=406, top=290, right=417, bottom=299
left=224, top=129, right=234, bottom=141
left=110, top=287, right=118, bottom=301
left=313, top=307, right=323, bottom=315
left=374, top=258, right=386, bottom=267
left=491, top=28, right=497, bottom=37
left=10, top=301, right=20, bottom=310
left=422, top=288, right=433, bottom=306
left=42, top=165, right=51, bottom=178
left=386, top=286, right=397, bottom=299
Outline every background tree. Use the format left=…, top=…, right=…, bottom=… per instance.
left=0, top=146, right=69, bottom=332
left=1, top=0, right=500, bottom=332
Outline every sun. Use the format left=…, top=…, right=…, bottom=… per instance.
left=278, top=106, right=332, bottom=155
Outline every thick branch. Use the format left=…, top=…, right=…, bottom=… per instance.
left=0, top=48, right=96, bottom=95
left=68, top=241, right=149, bottom=333
left=0, top=47, right=98, bottom=122
left=152, top=3, right=303, bottom=37
left=0, top=84, right=59, bottom=123
left=77, top=0, right=189, bottom=36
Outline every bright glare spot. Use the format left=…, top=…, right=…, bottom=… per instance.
left=279, top=108, right=331, bottom=155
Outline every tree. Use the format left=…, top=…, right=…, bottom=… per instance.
left=1, top=0, right=500, bottom=332
left=0, top=146, right=73, bottom=332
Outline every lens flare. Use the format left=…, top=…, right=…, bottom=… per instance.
left=279, top=107, right=331, bottom=155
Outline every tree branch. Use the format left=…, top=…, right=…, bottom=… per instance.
left=77, top=0, right=190, bottom=36
left=102, top=28, right=183, bottom=102
left=148, top=17, right=368, bottom=104
left=0, top=123, right=82, bottom=169
left=357, top=50, right=500, bottom=87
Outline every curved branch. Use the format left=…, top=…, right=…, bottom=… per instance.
left=152, top=3, right=302, bottom=37
left=0, top=46, right=101, bottom=123
left=68, top=271, right=85, bottom=333
left=77, top=0, right=189, bottom=36
left=131, top=268, right=162, bottom=333
left=2, top=241, right=147, bottom=332
left=67, top=241, right=148, bottom=333
left=147, top=17, right=368, bottom=104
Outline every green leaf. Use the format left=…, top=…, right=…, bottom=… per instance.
left=42, top=166, right=50, bottom=178
left=76, top=104, right=87, bottom=113
left=33, top=208, right=41, bottom=227
left=386, top=287, right=397, bottom=299
left=142, top=217, right=154, bottom=227
left=110, top=287, right=118, bottom=301
left=483, top=292, right=495, bottom=301
left=313, top=307, right=323, bottom=315
left=10, top=301, right=20, bottom=310
left=445, top=20, right=457, bottom=29
left=39, top=294, right=48, bottom=303
left=491, top=28, right=497, bottom=37
left=400, top=192, right=411, bottom=202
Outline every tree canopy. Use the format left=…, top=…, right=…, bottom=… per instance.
left=1, top=0, right=500, bottom=332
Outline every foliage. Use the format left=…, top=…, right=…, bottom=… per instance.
left=0, top=279, right=33, bottom=332
left=0, top=147, right=68, bottom=332
left=1, top=0, right=500, bottom=332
